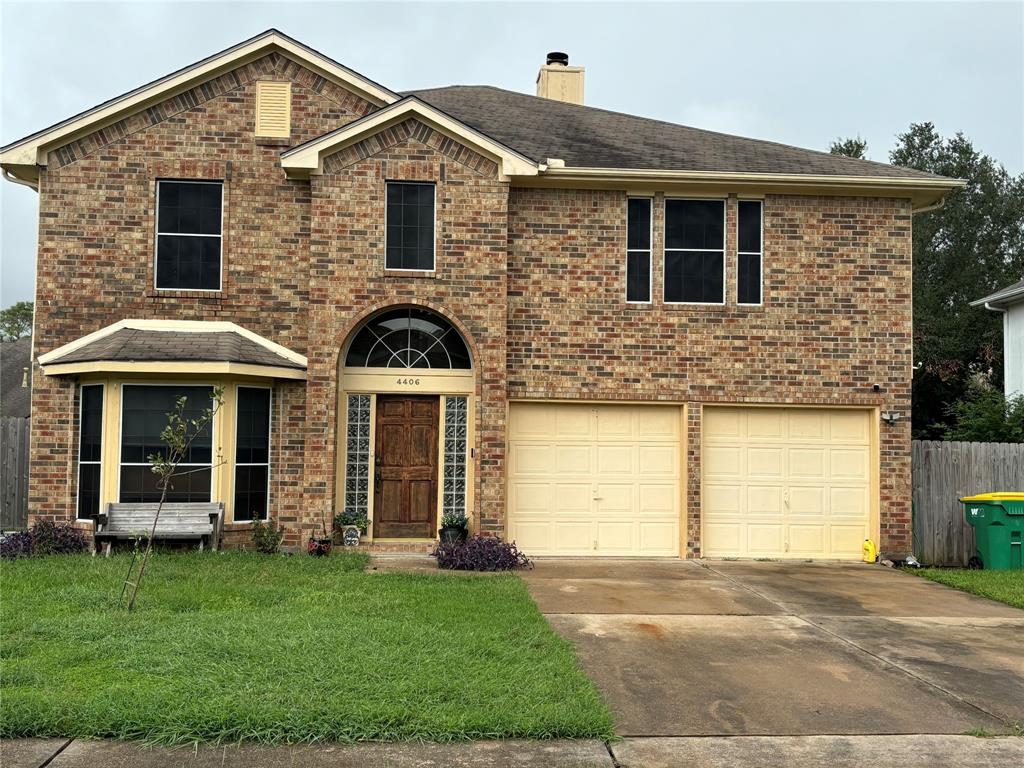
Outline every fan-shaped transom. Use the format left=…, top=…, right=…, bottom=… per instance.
left=345, top=308, right=471, bottom=369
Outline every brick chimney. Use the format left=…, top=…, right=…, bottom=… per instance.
left=536, top=52, right=584, bottom=105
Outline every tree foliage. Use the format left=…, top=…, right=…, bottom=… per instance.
left=943, top=385, right=1024, bottom=443
left=829, top=136, right=868, bottom=159
left=0, top=301, right=33, bottom=340
left=888, top=123, right=1024, bottom=438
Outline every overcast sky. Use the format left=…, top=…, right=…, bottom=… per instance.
left=2, top=0, right=1022, bottom=306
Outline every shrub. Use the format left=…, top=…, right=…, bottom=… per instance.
left=0, top=531, right=34, bottom=559
left=943, top=385, right=1024, bottom=443
left=0, top=521, right=88, bottom=559
left=250, top=519, right=285, bottom=554
left=333, top=511, right=369, bottom=533
left=432, top=536, right=532, bottom=572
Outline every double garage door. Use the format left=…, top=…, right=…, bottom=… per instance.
left=507, top=403, right=873, bottom=559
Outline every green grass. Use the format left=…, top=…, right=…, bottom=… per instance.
left=915, top=568, right=1024, bottom=609
left=0, top=552, right=613, bottom=745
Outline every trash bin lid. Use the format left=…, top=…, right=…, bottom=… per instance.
left=960, top=492, right=1024, bottom=502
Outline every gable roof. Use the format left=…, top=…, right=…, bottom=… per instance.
left=971, top=278, right=1024, bottom=309
left=0, top=29, right=399, bottom=182
left=37, top=320, right=307, bottom=379
left=280, top=96, right=538, bottom=180
left=407, top=86, right=943, bottom=181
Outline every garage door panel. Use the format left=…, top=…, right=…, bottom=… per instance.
left=638, top=445, right=678, bottom=476
left=508, top=404, right=681, bottom=557
left=598, top=445, right=634, bottom=474
left=748, top=447, right=784, bottom=478
left=748, top=485, right=783, bottom=515
left=511, top=444, right=552, bottom=474
left=703, top=407, right=873, bottom=560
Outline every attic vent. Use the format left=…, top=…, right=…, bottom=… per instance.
left=255, top=81, right=291, bottom=138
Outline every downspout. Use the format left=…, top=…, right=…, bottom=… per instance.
left=913, top=196, right=945, bottom=214
left=983, top=302, right=1007, bottom=315
left=2, top=168, right=39, bottom=192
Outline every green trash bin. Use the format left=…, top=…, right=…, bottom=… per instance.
left=961, top=493, right=1024, bottom=571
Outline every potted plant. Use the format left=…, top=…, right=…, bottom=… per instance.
left=439, top=511, right=469, bottom=544
left=333, top=510, right=370, bottom=547
left=307, top=512, right=333, bottom=557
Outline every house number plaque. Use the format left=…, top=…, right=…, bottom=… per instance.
left=395, top=378, right=421, bottom=386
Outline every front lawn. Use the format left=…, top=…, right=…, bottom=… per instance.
left=915, top=568, right=1024, bottom=609
left=0, top=552, right=613, bottom=745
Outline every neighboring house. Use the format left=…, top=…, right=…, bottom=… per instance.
left=1, top=336, right=32, bottom=418
left=0, top=30, right=963, bottom=559
left=971, top=279, right=1024, bottom=399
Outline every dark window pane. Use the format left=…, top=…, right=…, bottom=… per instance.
left=120, top=465, right=211, bottom=504
left=665, top=199, right=724, bottom=250
left=156, top=235, right=220, bottom=290
left=627, top=251, right=651, bottom=302
left=627, top=198, right=652, bottom=250
left=158, top=181, right=222, bottom=236
left=739, top=253, right=762, bottom=304
left=80, top=385, right=104, bottom=462
left=738, top=200, right=762, bottom=254
left=344, top=307, right=470, bottom=369
left=665, top=250, right=723, bottom=303
left=235, top=388, right=270, bottom=465
left=121, top=386, right=213, bottom=464
left=385, top=182, right=434, bottom=270
left=78, top=464, right=101, bottom=519
left=233, top=466, right=268, bottom=521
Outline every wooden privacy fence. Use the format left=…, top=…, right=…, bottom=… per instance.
left=1, top=417, right=30, bottom=530
left=912, top=440, right=1024, bottom=566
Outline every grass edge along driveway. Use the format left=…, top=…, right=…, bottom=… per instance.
left=1, top=552, right=613, bottom=745
left=915, top=568, right=1024, bottom=610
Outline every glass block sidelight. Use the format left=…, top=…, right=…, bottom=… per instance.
left=443, top=396, right=468, bottom=518
left=344, top=394, right=371, bottom=517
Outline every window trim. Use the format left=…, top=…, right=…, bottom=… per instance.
left=117, top=383, right=217, bottom=504
left=662, top=197, right=728, bottom=306
left=76, top=383, right=105, bottom=521
left=625, top=196, right=653, bottom=305
left=154, top=179, right=225, bottom=293
left=383, top=180, right=437, bottom=273
left=737, top=198, right=764, bottom=307
left=232, top=384, right=272, bottom=524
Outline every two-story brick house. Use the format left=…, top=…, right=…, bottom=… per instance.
left=1, top=30, right=962, bottom=558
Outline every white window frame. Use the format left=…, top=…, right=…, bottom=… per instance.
left=383, top=181, right=436, bottom=273
left=663, top=197, right=727, bottom=306
left=76, top=383, right=105, bottom=521
left=154, top=179, right=224, bottom=292
left=737, top=199, right=764, bottom=307
left=232, top=385, right=273, bottom=524
left=626, top=196, right=653, bottom=304
left=117, top=383, right=216, bottom=503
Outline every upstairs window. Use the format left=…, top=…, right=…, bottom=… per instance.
left=155, top=180, right=223, bottom=291
left=626, top=198, right=652, bottom=303
left=385, top=182, right=435, bottom=271
left=664, top=199, right=725, bottom=304
left=738, top=200, right=763, bottom=305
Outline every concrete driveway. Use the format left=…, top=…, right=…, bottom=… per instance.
left=521, top=559, right=1024, bottom=753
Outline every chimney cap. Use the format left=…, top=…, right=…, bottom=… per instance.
left=546, top=51, right=569, bottom=66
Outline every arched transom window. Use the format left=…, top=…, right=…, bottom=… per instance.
left=345, top=308, right=471, bottom=369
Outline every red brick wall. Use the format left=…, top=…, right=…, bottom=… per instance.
left=29, top=53, right=376, bottom=533
left=507, top=188, right=913, bottom=554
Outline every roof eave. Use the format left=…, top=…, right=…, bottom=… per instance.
left=0, top=29, right=400, bottom=176
left=970, top=286, right=1024, bottom=308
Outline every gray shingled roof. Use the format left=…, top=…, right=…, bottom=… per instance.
left=1, top=337, right=32, bottom=418
left=407, top=86, right=944, bottom=181
left=45, top=329, right=304, bottom=369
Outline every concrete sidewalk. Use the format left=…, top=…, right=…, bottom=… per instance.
left=4, top=735, right=1023, bottom=767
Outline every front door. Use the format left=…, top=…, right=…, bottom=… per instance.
left=374, top=395, right=440, bottom=538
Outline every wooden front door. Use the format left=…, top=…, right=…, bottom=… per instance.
left=374, top=395, right=440, bottom=538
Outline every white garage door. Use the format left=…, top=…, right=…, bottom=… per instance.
left=702, top=407, right=873, bottom=559
left=508, top=403, right=681, bottom=556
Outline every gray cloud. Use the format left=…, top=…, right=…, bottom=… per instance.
left=2, top=1, right=1022, bottom=306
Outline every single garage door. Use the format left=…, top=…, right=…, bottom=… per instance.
left=702, top=407, right=873, bottom=559
left=508, top=403, right=681, bottom=556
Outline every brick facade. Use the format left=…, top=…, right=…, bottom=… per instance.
left=25, top=54, right=914, bottom=556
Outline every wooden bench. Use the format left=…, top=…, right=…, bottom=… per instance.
left=93, top=502, right=223, bottom=556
